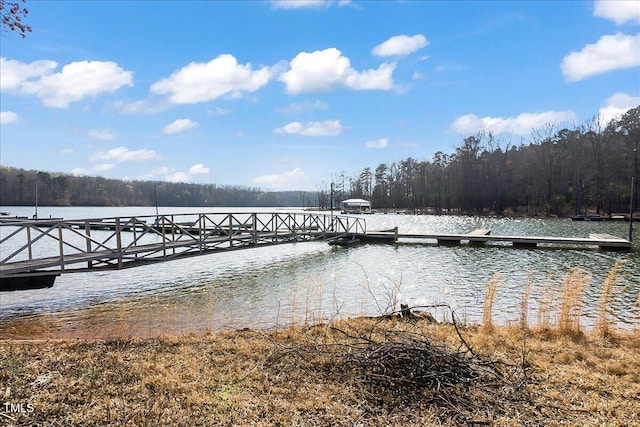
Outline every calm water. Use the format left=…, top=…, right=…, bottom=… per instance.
left=1, top=206, right=638, bottom=338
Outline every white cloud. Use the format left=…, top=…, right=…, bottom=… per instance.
left=594, top=0, right=640, bottom=25
left=372, top=34, right=428, bottom=57
left=145, top=165, right=208, bottom=182
left=151, top=166, right=172, bottom=175
left=94, top=163, right=115, bottom=172
left=15, top=60, right=133, bottom=108
left=599, top=92, right=640, bottom=126
left=61, top=148, right=74, bottom=154
left=71, top=163, right=114, bottom=175
left=0, top=57, right=57, bottom=91
left=151, top=54, right=273, bottom=104
left=91, top=146, right=157, bottom=162
left=71, top=168, right=89, bottom=176
left=163, top=118, right=199, bottom=135
left=275, top=119, right=344, bottom=136
left=112, top=99, right=169, bottom=114
left=253, top=167, right=310, bottom=190
left=279, top=48, right=395, bottom=94
left=364, top=138, right=389, bottom=149
left=188, top=163, right=210, bottom=175
left=271, top=0, right=326, bottom=8
left=277, top=100, right=328, bottom=114
left=88, top=129, right=116, bottom=141
left=561, top=33, right=640, bottom=82
left=270, top=0, right=350, bottom=9
left=451, top=110, right=577, bottom=135
left=165, top=172, right=190, bottom=183
left=0, top=111, right=19, bottom=124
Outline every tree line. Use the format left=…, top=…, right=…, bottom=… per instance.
left=331, top=107, right=639, bottom=217
left=1, top=107, right=638, bottom=216
left=0, top=168, right=319, bottom=208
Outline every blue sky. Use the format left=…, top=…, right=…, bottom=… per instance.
left=1, top=0, right=639, bottom=191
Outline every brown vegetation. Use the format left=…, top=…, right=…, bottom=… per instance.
left=1, top=262, right=639, bottom=426
left=1, top=315, right=639, bottom=426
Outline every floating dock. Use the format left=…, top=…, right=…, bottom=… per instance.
left=352, top=228, right=632, bottom=251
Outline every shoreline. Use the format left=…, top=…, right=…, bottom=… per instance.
left=1, top=318, right=639, bottom=426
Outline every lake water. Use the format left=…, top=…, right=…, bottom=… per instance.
left=1, top=206, right=638, bottom=338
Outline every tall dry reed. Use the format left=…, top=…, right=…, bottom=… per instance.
left=595, top=260, right=624, bottom=337
left=482, top=273, right=500, bottom=331
left=536, top=274, right=556, bottom=330
left=519, top=274, right=533, bottom=330
left=557, top=268, right=591, bottom=335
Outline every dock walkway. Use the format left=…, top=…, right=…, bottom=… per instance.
left=361, top=228, right=631, bottom=250
left=0, top=214, right=633, bottom=290
left=0, top=212, right=364, bottom=280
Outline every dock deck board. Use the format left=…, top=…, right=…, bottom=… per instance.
left=359, top=230, right=631, bottom=250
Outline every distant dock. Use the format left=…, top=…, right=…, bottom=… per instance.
left=353, top=228, right=632, bottom=251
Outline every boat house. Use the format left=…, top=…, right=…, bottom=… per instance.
left=340, top=199, right=372, bottom=214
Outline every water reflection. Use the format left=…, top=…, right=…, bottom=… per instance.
left=1, top=208, right=638, bottom=338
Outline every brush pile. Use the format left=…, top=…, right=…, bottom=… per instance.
left=340, top=332, right=506, bottom=404
left=267, top=318, right=533, bottom=425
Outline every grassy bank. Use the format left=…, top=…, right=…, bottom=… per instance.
left=1, top=316, right=639, bottom=426
left=2, top=263, right=639, bottom=426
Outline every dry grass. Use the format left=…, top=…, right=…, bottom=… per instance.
left=636, top=292, right=640, bottom=331
left=519, top=274, right=533, bottom=330
left=557, top=268, right=590, bottom=335
left=481, top=273, right=500, bottom=332
left=536, top=274, right=556, bottom=330
left=1, top=319, right=639, bottom=426
left=595, top=260, right=624, bottom=338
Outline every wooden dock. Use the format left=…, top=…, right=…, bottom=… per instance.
left=358, top=228, right=632, bottom=250
left=0, top=214, right=633, bottom=291
left=0, top=212, right=365, bottom=286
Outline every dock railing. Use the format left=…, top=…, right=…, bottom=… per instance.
left=0, top=212, right=366, bottom=276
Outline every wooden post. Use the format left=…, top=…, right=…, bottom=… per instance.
left=161, top=216, right=166, bottom=257
left=85, top=219, right=92, bottom=269
left=199, top=214, right=205, bottom=252
left=252, top=213, right=257, bottom=246
left=171, top=215, right=176, bottom=255
left=115, top=218, right=123, bottom=269
left=273, top=213, right=278, bottom=242
left=58, top=223, right=65, bottom=271
left=26, top=225, right=32, bottom=260
left=629, top=176, right=635, bottom=243
left=131, top=217, right=138, bottom=260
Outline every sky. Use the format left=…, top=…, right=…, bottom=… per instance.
left=0, top=0, right=639, bottom=191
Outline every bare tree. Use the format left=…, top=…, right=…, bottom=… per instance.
left=1, top=0, right=32, bottom=37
